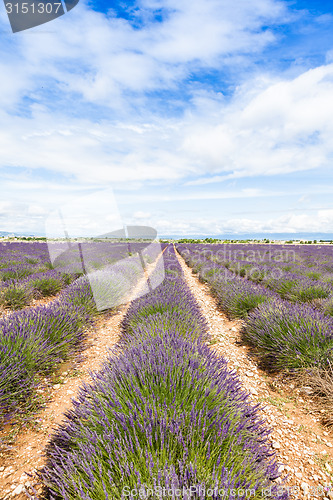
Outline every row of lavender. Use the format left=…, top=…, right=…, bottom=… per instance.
left=0, top=241, right=142, bottom=310
left=221, top=245, right=333, bottom=312
left=0, top=241, right=150, bottom=280
left=179, top=243, right=333, bottom=305
left=42, top=246, right=286, bottom=500
left=0, top=251, right=148, bottom=429
left=177, top=244, right=333, bottom=371
left=0, top=242, right=65, bottom=309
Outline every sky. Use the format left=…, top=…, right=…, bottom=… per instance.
left=1, top=0, right=333, bottom=237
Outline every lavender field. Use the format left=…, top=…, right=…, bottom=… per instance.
left=177, top=243, right=333, bottom=371
left=41, top=246, right=286, bottom=499
left=2, top=240, right=333, bottom=498
left=0, top=240, right=155, bottom=426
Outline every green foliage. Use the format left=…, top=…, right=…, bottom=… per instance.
left=292, top=286, right=330, bottom=302
left=25, top=257, right=39, bottom=265
left=230, top=294, right=272, bottom=319
left=244, top=301, right=333, bottom=370
left=1, top=268, right=35, bottom=281
left=266, top=278, right=330, bottom=303
left=32, top=277, right=64, bottom=297
left=62, top=273, right=77, bottom=286
left=306, top=272, right=321, bottom=280
left=0, top=285, right=32, bottom=310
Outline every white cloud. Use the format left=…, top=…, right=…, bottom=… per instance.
left=181, top=63, right=333, bottom=181
left=133, top=211, right=151, bottom=219
left=3, top=62, right=333, bottom=188
left=27, top=204, right=47, bottom=216
left=0, top=0, right=303, bottom=190
left=0, top=0, right=287, bottom=108
left=262, top=210, right=333, bottom=233
left=140, top=208, right=333, bottom=236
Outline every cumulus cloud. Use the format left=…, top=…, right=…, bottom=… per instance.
left=0, top=0, right=292, bottom=188
left=182, top=63, right=333, bottom=182
left=1, top=61, right=333, bottom=188
left=0, top=0, right=287, bottom=107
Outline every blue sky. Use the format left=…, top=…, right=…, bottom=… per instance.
left=1, top=0, right=333, bottom=237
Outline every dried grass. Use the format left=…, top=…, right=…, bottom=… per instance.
left=293, top=361, right=333, bottom=427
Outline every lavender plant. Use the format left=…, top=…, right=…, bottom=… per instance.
left=196, top=262, right=278, bottom=320
left=265, top=273, right=332, bottom=303
left=0, top=283, right=33, bottom=309
left=31, top=275, right=65, bottom=297
left=243, top=299, right=333, bottom=370
left=0, top=297, right=91, bottom=419
left=122, top=277, right=208, bottom=340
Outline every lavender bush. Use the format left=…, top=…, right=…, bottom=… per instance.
left=212, top=277, right=278, bottom=319
left=243, top=299, right=333, bottom=370
left=177, top=243, right=333, bottom=372
left=193, top=261, right=278, bottom=319
left=31, top=275, right=66, bottom=297
left=0, top=283, right=33, bottom=309
left=264, top=273, right=332, bottom=303
left=313, top=296, right=333, bottom=317
left=122, top=277, right=208, bottom=341
left=0, top=286, right=93, bottom=420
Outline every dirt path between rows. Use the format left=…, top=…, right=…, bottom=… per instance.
left=176, top=249, right=333, bottom=500
left=0, top=253, right=165, bottom=500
